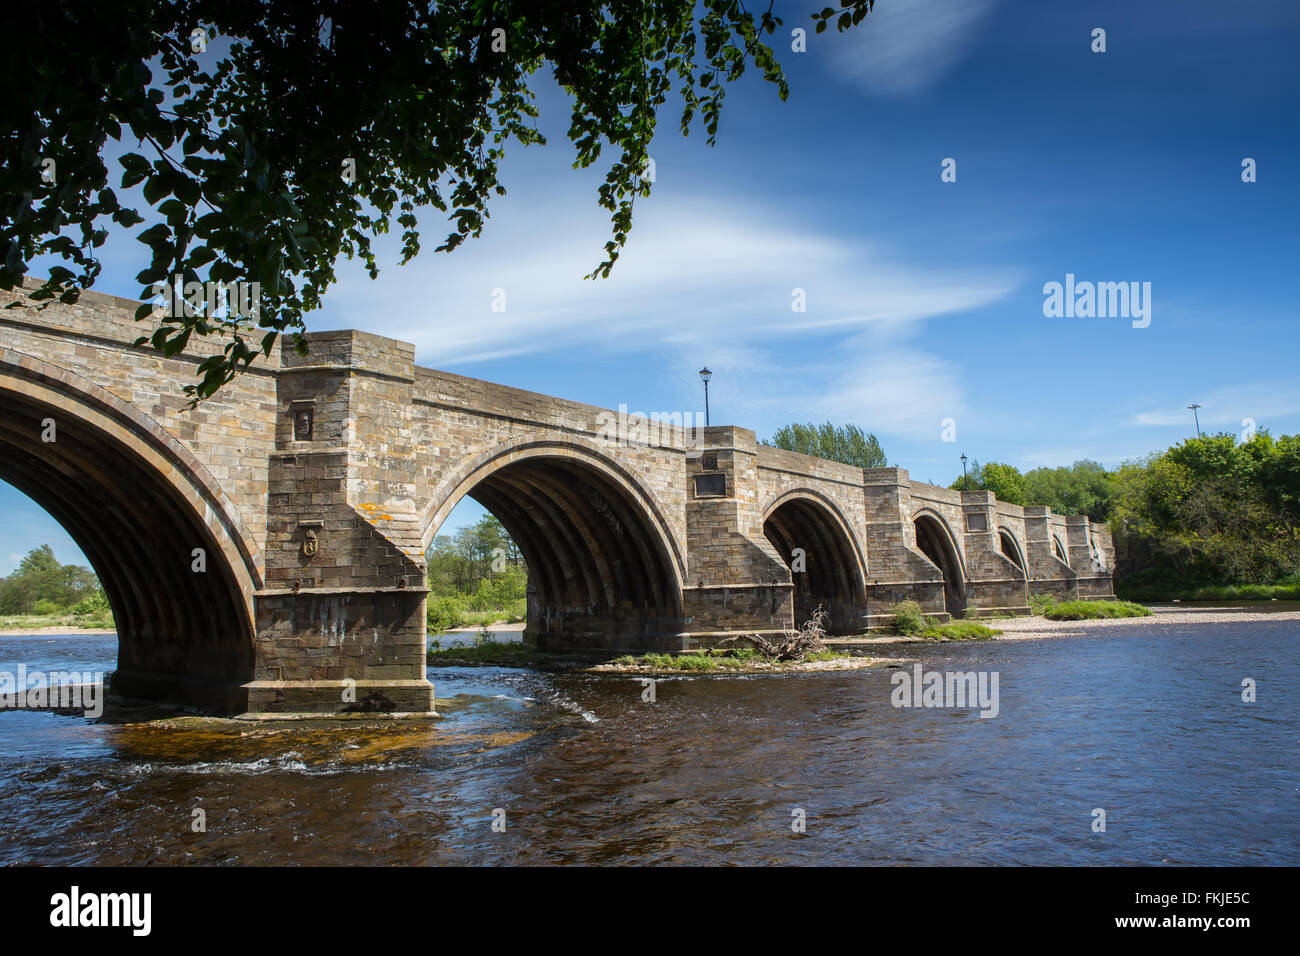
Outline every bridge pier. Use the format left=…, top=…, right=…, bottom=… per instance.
left=679, top=427, right=798, bottom=647
left=244, top=331, right=434, bottom=715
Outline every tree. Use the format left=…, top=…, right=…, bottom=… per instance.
left=765, top=422, right=887, bottom=468
left=975, top=462, right=1026, bottom=505
left=425, top=513, right=526, bottom=596
left=949, top=459, right=1025, bottom=503
left=1021, top=459, right=1114, bottom=522
left=954, top=458, right=1114, bottom=519
left=0, top=545, right=103, bottom=614
left=1109, top=432, right=1300, bottom=586
left=4, top=2, right=875, bottom=401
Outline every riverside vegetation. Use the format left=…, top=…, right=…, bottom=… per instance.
left=949, top=431, right=1300, bottom=602
left=0, top=545, right=114, bottom=631
left=425, top=515, right=527, bottom=633
left=885, top=600, right=1001, bottom=640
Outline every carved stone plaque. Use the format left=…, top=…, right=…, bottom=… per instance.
left=694, top=473, right=727, bottom=497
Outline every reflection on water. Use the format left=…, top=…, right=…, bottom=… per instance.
left=0, top=621, right=1297, bottom=865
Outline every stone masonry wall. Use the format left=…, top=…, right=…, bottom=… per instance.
left=1, top=285, right=1116, bottom=711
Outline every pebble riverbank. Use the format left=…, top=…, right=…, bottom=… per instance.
left=988, top=603, right=1300, bottom=640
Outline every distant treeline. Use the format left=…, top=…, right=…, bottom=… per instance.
left=952, top=432, right=1300, bottom=595
left=0, top=545, right=109, bottom=617
left=425, top=515, right=528, bottom=632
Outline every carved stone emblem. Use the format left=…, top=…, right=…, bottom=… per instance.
left=302, top=529, right=318, bottom=558
left=293, top=406, right=314, bottom=441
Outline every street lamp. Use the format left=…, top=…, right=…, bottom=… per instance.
left=1188, top=403, right=1202, bottom=438
left=699, top=366, right=712, bottom=426
left=960, top=453, right=968, bottom=490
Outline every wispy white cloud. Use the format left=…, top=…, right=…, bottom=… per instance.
left=823, top=0, right=1002, bottom=98
left=324, top=195, right=1011, bottom=366
left=1131, top=380, right=1300, bottom=430
left=319, top=191, right=1015, bottom=443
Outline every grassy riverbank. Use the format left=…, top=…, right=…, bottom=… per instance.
left=0, top=610, right=115, bottom=634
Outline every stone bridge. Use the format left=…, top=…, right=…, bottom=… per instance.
left=0, top=285, right=1115, bottom=715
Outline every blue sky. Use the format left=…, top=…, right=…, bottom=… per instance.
left=4, top=0, right=1299, bottom=574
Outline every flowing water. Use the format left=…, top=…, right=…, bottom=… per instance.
left=0, top=621, right=1296, bottom=865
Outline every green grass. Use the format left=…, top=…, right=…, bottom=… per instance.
left=428, top=596, right=527, bottom=634
left=919, top=621, right=1000, bottom=641
left=1118, top=582, right=1300, bottom=602
left=801, top=650, right=850, bottom=662
left=0, top=610, right=115, bottom=631
left=1044, top=599, right=1151, bottom=621
left=1028, top=592, right=1059, bottom=616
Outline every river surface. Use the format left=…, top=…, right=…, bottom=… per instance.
left=0, top=621, right=1295, bottom=865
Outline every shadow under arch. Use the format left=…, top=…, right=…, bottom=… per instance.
left=0, top=350, right=259, bottom=712
left=999, top=527, right=1027, bottom=577
left=761, top=489, right=867, bottom=634
left=422, top=436, right=686, bottom=651
left=912, top=509, right=967, bottom=615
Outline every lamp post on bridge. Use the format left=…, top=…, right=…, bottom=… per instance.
left=699, top=366, right=712, bottom=427
left=960, top=453, right=968, bottom=491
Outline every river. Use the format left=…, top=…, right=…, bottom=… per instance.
left=0, top=620, right=1295, bottom=865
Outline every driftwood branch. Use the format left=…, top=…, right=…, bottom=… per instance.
left=719, top=604, right=830, bottom=661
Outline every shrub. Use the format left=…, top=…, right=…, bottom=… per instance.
left=889, top=600, right=929, bottom=636
left=427, top=596, right=463, bottom=633
left=1045, top=600, right=1151, bottom=620
left=72, top=591, right=110, bottom=616
left=1028, top=592, right=1057, bottom=616
left=31, top=598, right=61, bottom=616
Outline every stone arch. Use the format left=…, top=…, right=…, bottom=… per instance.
left=0, top=350, right=260, bottom=711
left=421, top=435, right=686, bottom=651
left=912, top=508, right=967, bottom=614
left=998, top=527, right=1027, bottom=577
left=760, top=488, right=866, bottom=634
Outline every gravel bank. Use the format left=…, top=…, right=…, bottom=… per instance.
left=991, top=604, right=1300, bottom=640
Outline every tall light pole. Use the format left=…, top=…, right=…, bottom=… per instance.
left=699, top=366, right=712, bottom=426
left=1188, top=403, right=1202, bottom=438
left=960, top=453, right=968, bottom=490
